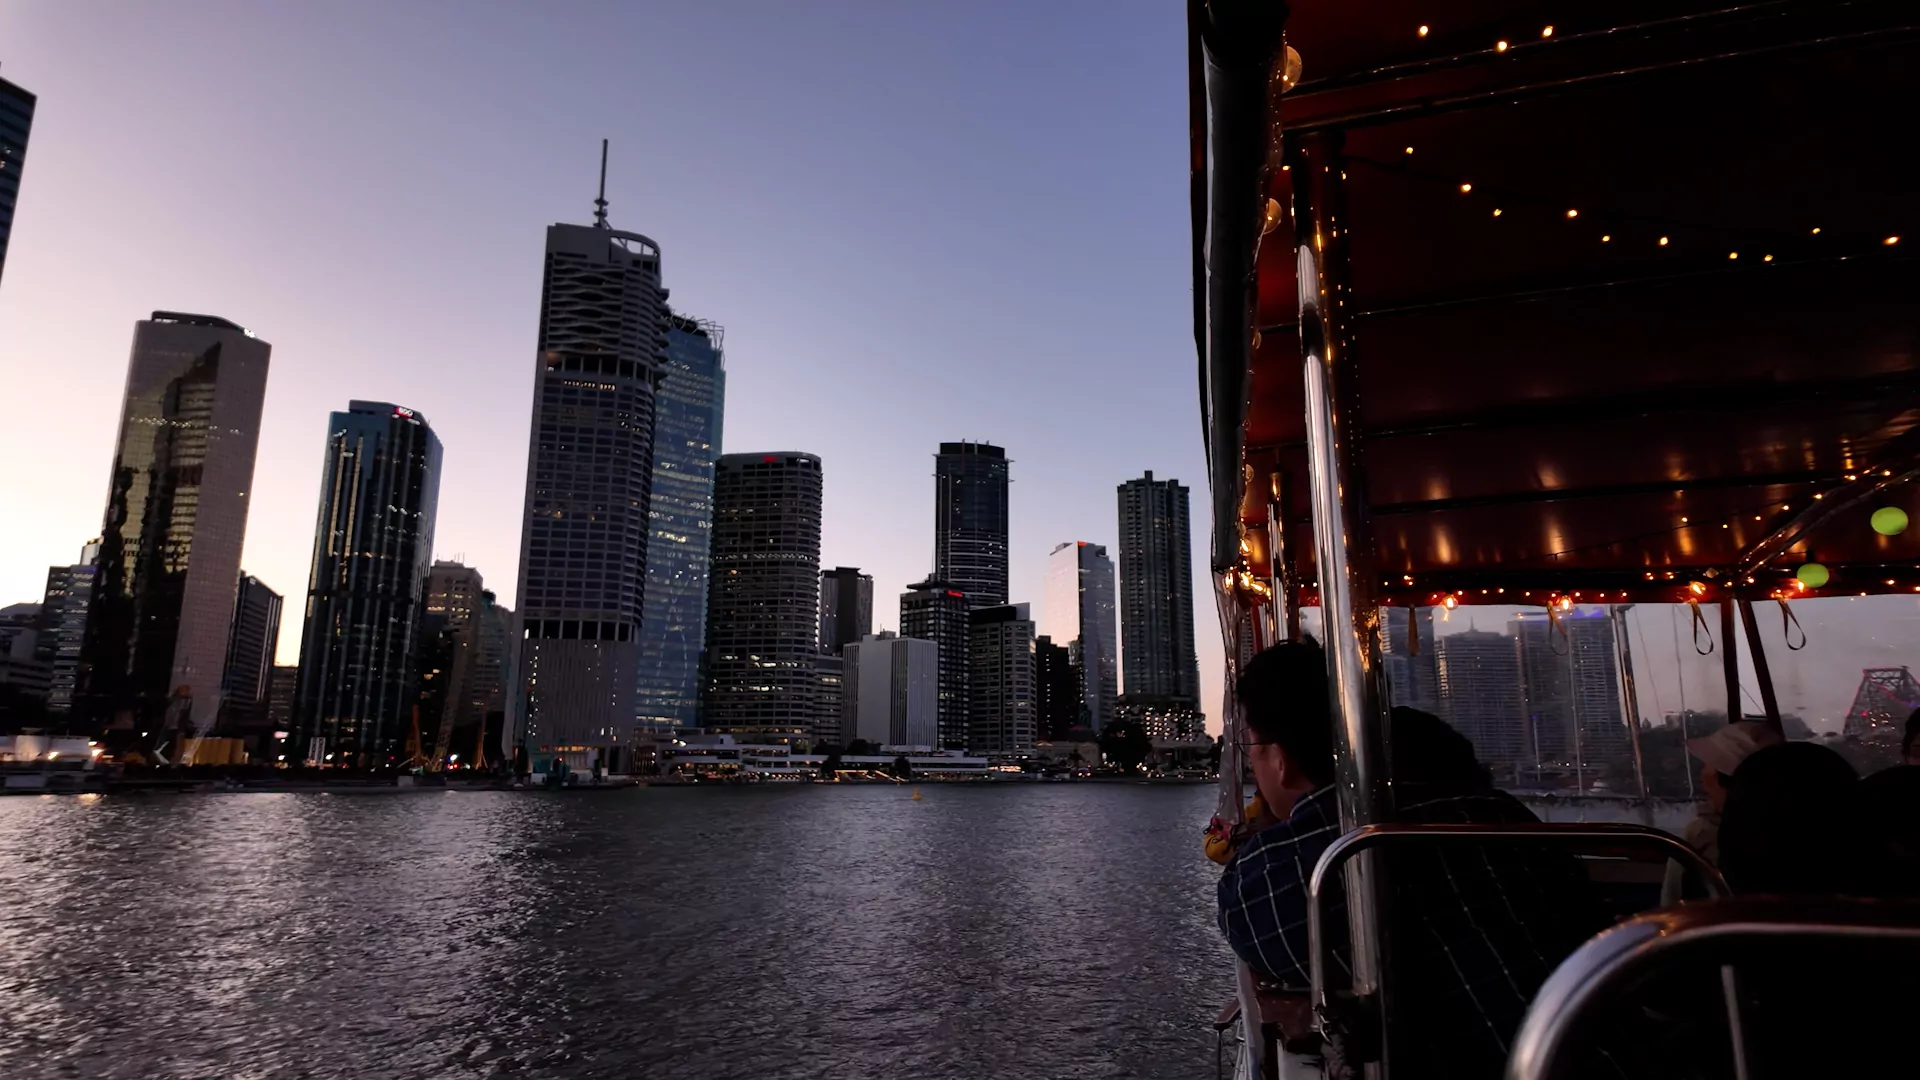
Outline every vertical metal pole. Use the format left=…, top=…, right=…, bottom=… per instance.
left=1736, top=599, right=1784, bottom=738
left=1292, top=127, right=1394, bottom=1070
left=1720, top=598, right=1741, bottom=722
left=1611, top=605, right=1653, bottom=819
left=1568, top=640, right=1585, bottom=795
left=1670, top=607, right=1696, bottom=801
left=1268, top=470, right=1301, bottom=642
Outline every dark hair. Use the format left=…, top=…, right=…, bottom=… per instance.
left=1718, top=742, right=1866, bottom=896
left=1236, top=638, right=1336, bottom=787
left=1389, top=707, right=1493, bottom=790
left=1905, top=709, right=1920, bottom=758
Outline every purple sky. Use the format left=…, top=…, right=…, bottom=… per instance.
left=5, top=4, right=1912, bottom=738
left=0, top=3, right=1230, bottom=719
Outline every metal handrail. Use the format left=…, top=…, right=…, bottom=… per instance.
left=1506, top=897, right=1920, bottom=1080
left=1306, top=822, right=1729, bottom=1019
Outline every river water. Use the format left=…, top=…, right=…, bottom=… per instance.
left=0, top=784, right=1235, bottom=1079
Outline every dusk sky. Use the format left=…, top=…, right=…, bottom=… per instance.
left=3, top=4, right=1912, bottom=738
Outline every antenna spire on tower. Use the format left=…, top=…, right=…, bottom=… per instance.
left=593, top=138, right=610, bottom=228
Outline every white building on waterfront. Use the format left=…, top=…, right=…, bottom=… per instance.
left=842, top=632, right=938, bottom=750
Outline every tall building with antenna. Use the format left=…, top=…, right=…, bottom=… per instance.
left=512, top=142, right=668, bottom=774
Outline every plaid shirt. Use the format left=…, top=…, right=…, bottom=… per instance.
left=1218, top=784, right=1606, bottom=1077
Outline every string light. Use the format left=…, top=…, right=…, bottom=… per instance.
left=1542, top=25, right=1554, bottom=37
left=1888, top=236, right=1902, bottom=246
left=1565, top=209, right=1578, bottom=219
left=1459, top=182, right=1472, bottom=193
left=1811, top=227, right=1821, bottom=235
left=1764, top=254, right=1774, bottom=262
left=1496, top=40, right=1510, bottom=52
left=1404, top=146, right=1415, bottom=155
left=1601, top=234, right=1611, bottom=242
left=1658, top=236, right=1669, bottom=246
left=1493, top=208, right=1503, bottom=217
left=1728, top=251, right=1739, bottom=259
left=1418, top=25, right=1430, bottom=37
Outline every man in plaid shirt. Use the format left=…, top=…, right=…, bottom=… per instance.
left=1217, top=640, right=1607, bottom=1079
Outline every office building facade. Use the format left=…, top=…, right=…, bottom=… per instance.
left=218, top=574, right=282, bottom=739
left=899, top=578, right=971, bottom=749
left=38, top=557, right=96, bottom=714
left=968, top=603, right=1035, bottom=753
left=1381, top=606, right=1441, bottom=715
left=513, top=200, right=669, bottom=770
left=703, top=452, right=823, bottom=742
left=933, top=442, right=1009, bottom=608
left=1116, top=472, right=1200, bottom=704
left=843, top=633, right=938, bottom=749
left=818, top=566, right=873, bottom=655
left=0, top=73, right=33, bottom=287
left=814, top=653, right=844, bottom=748
left=636, top=313, right=726, bottom=729
left=80, top=313, right=271, bottom=742
left=1436, top=629, right=1530, bottom=770
left=1033, top=634, right=1079, bottom=740
left=1512, top=610, right=1629, bottom=774
left=294, top=401, right=442, bottom=767
left=1041, top=542, right=1118, bottom=732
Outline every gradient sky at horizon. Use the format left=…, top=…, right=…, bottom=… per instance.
left=4, top=4, right=1914, bottom=739
left=0, top=2, right=1235, bottom=720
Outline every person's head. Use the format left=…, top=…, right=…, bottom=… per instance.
left=1718, top=742, right=1865, bottom=896
left=1861, top=765, right=1920, bottom=896
left=1687, top=720, right=1782, bottom=812
left=1389, top=707, right=1493, bottom=791
left=1904, top=709, right=1920, bottom=766
left=1236, top=639, right=1335, bottom=812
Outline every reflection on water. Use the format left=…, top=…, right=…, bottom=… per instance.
left=0, top=785, right=1232, bottom=1079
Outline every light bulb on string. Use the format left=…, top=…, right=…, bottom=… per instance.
left=1418, top=25, right=1430, bottom=37
left=1496, top=40, right=1510, bottom=52
left=1565, top=209, right=1578, bottom=219
left=1459, top=183, right=1472, bottom=193
left=1888, top=236, right=1902, bottom=246
left=1493, top=208, right=1503, bottom=217
left=1542, top=25, right=1554, bottom=37
left=1601, top=234, right=1611, bottom=242
left=1658, top=236, right=1669, bottom=246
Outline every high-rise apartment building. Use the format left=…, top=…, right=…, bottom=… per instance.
left=425, top=561, right=484, bottom=625
left=899, top=578, right=971, bottom=749
left=294, top=401, right=441, bottom=767
left=1512, top=610, right=1628, bottom=774
left=1115, top=697, right=1205, bottom=741
left=636, top=313, right=726, bottom=729
left=968, top=603, right=1035, bottom=753
left=703, top=452, right=823, bottom=742
left=1436, top=629, right=1530, bottom=769
left=37, top=553, right=97, bottom=714
left=266, top=665, right=298, bottom=739
left=933, top=442, right=1010, bottom=608
left=814, top=653, right=844, bottom=748
left=1381, top=606, right=1441, bottom=715
left=1116, top=472, right=1200, bottom=704
left=0, top=72, right=34, bottom=287
left=513, top=169, right=669, bottom=771
left=843, top=633, right=938, bottom=749
left=819, top=567, right=873, bottom=655
left=1033, top=634, right=1079, bottom=740
left=218, top=574, right=282, bottom=741
left=80, top=313, right=270, bottom=743
left=1042, top=542, right=1118, bottom=732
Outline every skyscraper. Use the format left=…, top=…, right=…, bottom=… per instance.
left=968, top=603, right=1036, bottom=753
left=1116, top=472, right=1200, bottom=703
left=1435, top=629, right=1530, bottom=770
left=79, top=313, right=270, bottom=744
left=933, top=442, right=1010, bottom=608
left=1512, top=610, right=1628, bottom=774
left=1033, top=634, right=1079, bottom=740
left=294, top=401, right=442, bottom=768
left=843, top=633, right=938, bottom=749
left=420, top=562, right=514, bottom=767
left=899, top=578, right=971, bottom=749
left=703, top=452, right=823, bottom=742
left=1042, top=542, right=1118, bottom=732
left=218, top=574, right=282, bottom=743
left=0, top=71, right=34, bottom=287
left=513, top=155, right=669, bottom=771
left=425, top=561, right=484, bottom=624
left=1381, top=606, right=1440, bottom=714
left=818, top=566, right=873, bottom=655
left=636, top=312, right=726, bottom=729
left=37, top=552, right=96, bottom=715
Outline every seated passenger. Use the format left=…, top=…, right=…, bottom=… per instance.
left=1660, top=719, right=1781, bottom=905
left=1860, top=765, right=1920, bottom=896
left=1716, top=741, right=1868, bottom=895
left=1217, top=639, right=1605, bottom=1079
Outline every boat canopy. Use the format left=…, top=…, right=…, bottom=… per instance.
left=1190, top=0, right=1919, bottom=609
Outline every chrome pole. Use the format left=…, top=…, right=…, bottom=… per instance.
left=1291, top=127, right=1394, bottom=1070
left=1268, top=470, right=1301, bottom=642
